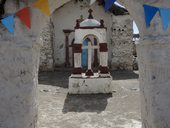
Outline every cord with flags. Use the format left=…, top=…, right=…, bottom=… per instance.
left=144, top=4, right=170, bottom=30
left=104, top=0, right=170, bottom=30
left=0, top=0, right=51, bottom=33
left=1, top=0, right=170, bottom=33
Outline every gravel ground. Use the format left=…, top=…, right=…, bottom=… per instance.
left=38, top=71, right=141, bottom=128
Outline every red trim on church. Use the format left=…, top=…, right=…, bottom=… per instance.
left=73, top=44, right=82, bottom=53
left=99, top=66, right=109, bottom=74
left=99, top=43, right=108, bottom=52
left=86, top=69, right=94, bottom=76
left=72, top=67, right=82, bottom=74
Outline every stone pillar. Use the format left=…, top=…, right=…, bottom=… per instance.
left=63, top=29, right=74, bottom=67
left=99, top=43, right=109, bottom=75
left=137, top=37, right=170, bottom=128
left=0, top=37, right=39, bottom=128
left=118, top=0, right=170, bottom=127
left=86, top=42, right=94, bottom=76
left=93, top=38, right=99, bottom=67
left=0, top=0, right=72, bottom=128
left=72, top=44, right=82, bottom=75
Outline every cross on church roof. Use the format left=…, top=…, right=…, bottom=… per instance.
left=88, top=9, right=94, bottom=19
left=75, top=9, right=105, bottom=29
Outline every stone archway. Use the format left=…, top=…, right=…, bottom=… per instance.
left=0, top=0, right=170, bottom=128
left=119, top=1, right=170, bottom=127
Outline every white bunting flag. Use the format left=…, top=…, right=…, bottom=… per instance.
left=90, top=0, right=96, bottom=5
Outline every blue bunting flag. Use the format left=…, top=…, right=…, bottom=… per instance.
left=105, top=0, right=116, bottom=12
left=143, top=4, right=159, bottom=28
left=159, top=8, right=170, bottom=30
left=1, top=15, right=15, bottom=33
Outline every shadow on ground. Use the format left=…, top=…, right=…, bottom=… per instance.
left=38, top=70, right=139, bottom=88
left=111, top=71, right=139, bottom=80
left=62, top=93, right=112, bottom=114
left=38, top=70, right=71, bottom=88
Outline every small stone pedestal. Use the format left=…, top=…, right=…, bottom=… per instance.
left=69, top=74, right=112, bottom=94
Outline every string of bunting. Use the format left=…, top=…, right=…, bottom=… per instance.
left=1, top=0, right=170, bottom=33
left=104, top=0, right=116, bottom=12
left=144, top=4, right=170, bottom=30
left=90, top=0, right=96, bottom=5
left=104, top=0, right=170, bottom=30
left=0, top=0, right=51, bottom=33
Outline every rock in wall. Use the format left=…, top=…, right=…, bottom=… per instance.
left=111, top=15, right=134, bottom=70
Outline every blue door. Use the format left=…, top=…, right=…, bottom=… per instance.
left=82, top=39, right=88, bottom=68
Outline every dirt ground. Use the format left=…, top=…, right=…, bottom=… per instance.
left=38, top=70, right=141, bottom=128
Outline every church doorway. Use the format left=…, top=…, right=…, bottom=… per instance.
left=82, top=38, right=89, bottom=70
left=82, top=36, right=99, bottom=73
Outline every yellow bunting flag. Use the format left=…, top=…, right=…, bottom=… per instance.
left=34, top=0, right=51, bottom=16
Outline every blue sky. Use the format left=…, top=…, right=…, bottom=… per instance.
left=133, top=21, right=139, bottom=34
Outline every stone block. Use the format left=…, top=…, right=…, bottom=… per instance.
left=69, top=75, right=112, bottom=94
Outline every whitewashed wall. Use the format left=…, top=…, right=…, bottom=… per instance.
left=51, top=1, right=112, bottom=67
left=39, top=0, right=134, bottom=70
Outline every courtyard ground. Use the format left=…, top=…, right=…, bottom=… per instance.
left=38, top=70, right=141, bottom=128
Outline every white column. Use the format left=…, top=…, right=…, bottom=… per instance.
left=74, top=53, right=82, bottom=68
left=0, top=37, right=38, bottom=128
left=88, top=43, right=92, bottom=70
left=137, top=37, right=170, bottom=128
left=82, top=43, right=98, bottom=73
left=100, top=52, right=108, bottom=67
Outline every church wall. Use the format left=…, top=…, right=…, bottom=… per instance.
left=39, top=0, right=134, bottom=71
left=51, top=1, right=113, bottom=68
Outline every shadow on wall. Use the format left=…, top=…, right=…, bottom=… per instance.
left=62, top=93, right=112, bottom=114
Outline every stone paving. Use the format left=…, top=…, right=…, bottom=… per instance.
left=38, top=71, right=141, bottom=128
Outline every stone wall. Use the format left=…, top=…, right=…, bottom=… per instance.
left=111, top=15, right=134, bottom=70
left=39, top=19, right=54, bottom=71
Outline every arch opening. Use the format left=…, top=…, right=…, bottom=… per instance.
left=38, top=0, right=141, bottom=127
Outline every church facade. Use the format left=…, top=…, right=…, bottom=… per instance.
left=39, top=0, right=135, bottom=71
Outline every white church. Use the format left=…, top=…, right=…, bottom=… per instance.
left=39, top=0, right=136, bottom=71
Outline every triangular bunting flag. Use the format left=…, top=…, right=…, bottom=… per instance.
left=159, top=8, right=170, bottom=30
left=34, top=0, right=51, bottom=16
left=90, top=0, right=96, bottom=5
left=16, top=7, right=31, bottom=29
left=143, top=5, right=159, bottom=28
left=1, top=15, right=15, bottom=33
left=105, top=0, right=116, bottom=12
